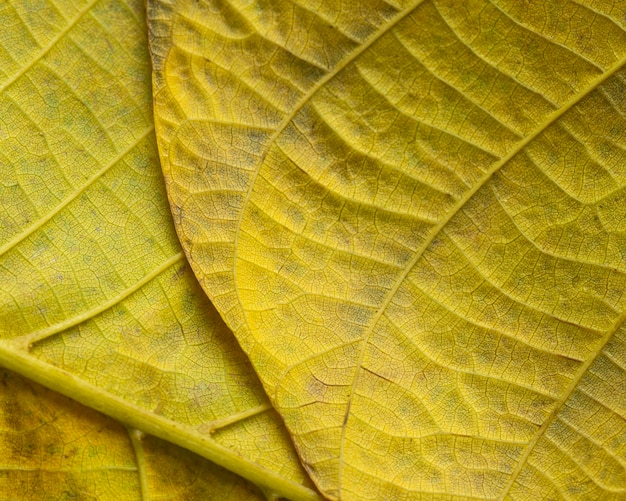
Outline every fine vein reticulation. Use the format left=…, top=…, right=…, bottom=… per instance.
left=150, top=0, right=626, bottom=499
left=0, top=0, right=320, bottom=498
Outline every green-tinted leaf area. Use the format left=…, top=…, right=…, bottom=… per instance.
left=0, top=369, right=140, bottom=500
left=150, top=0, right=626, bottom=499
left=0, top=0, right=317, bottom=499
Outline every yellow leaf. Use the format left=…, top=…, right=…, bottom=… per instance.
left=0, top=0, right=319, bottom=499
left=0, top=368, right=266, bottom=500
left=149, top=0, right=626, bottom=499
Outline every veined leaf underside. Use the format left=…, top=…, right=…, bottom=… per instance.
left=150, top=0, right=626, bottom=499
left=0, top=0, right=320, bottom=499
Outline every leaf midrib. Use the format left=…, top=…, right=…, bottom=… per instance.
left=337, top=43, right=626, bottom=501
left=0, top=342, right=323, bottom=501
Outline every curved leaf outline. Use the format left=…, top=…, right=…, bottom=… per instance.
left=0, top=0, right=320, bottom=498
left=150, top=0, right=626, bottom=499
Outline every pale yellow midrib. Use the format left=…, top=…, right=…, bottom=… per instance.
left=0, top=126, right=154, bottom=259
left=0, top=345, right=324, bottom=501
left=337, top=51, right=626, bottom=499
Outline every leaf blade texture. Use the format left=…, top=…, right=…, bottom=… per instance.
left=0, top=0, right=318, bottom=498
left=0, top=368, right=269, bottom=500
left=149, top=0, right=626, bottom=499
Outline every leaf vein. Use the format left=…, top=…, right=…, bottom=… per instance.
left=0, top=0, right=101, bottom=93
left=0, top=126, right=154, bottom=259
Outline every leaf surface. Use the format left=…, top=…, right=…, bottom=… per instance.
left=0, top=368, right=266, bottom=500
left=0, top=0, right=319, bottom=498
left=149, top=0, right=626, bottom=499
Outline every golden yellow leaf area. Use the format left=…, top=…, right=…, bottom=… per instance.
left=149, top=0, right=626, bottom=499
left=0, top=0, right=318, bottom=499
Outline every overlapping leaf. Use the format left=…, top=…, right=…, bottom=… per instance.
left=149, top=0, right=626, bottom=499
left=0, top=0, right=319, bottom=498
